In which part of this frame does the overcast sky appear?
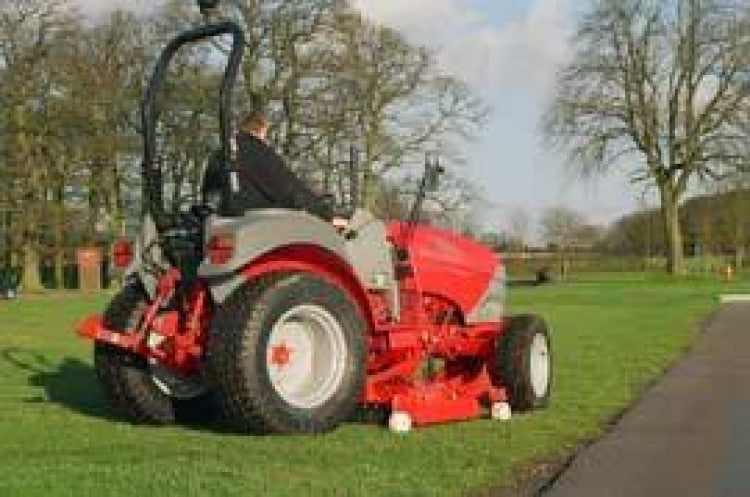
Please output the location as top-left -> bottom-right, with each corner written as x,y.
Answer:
352,0 -> 643,232
73,0 -> 644,231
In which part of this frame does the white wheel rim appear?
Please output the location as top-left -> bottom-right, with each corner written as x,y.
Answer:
529,333 -> 550,398
266,304 -> 348,409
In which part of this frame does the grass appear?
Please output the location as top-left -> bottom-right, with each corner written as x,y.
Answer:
0,274 -> 748,497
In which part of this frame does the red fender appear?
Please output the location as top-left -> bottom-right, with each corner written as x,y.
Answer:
240,244 -> 375,328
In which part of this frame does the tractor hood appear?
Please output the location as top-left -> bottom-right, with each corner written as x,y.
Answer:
388,222 -> 501,319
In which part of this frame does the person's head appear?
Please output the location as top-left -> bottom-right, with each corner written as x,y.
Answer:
240,110 -> 269,142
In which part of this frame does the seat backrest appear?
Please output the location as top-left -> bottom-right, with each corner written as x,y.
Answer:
201,150 -> 226,209
201,149 -> 273,215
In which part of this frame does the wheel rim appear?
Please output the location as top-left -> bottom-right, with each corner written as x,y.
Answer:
529,333 -> 550,398
266,304 -> 348,409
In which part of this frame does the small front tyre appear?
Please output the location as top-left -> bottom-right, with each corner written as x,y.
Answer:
495,314 -> 552,411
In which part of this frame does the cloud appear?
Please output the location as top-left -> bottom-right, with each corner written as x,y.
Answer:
78,0 -> 572,96
72,0 -> 121,16
353,0 -> 572,98
71,0 -> 157,17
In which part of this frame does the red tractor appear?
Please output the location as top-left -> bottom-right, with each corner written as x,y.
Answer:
76,3 -> 552,434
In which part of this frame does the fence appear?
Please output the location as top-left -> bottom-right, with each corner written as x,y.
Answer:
503,252 -> 745,280
1,251 -> 744,292
0,259 -> 113,291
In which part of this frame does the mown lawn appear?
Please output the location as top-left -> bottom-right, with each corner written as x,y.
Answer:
0,274 -> 748,497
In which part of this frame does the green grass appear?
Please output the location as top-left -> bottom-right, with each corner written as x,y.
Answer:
1,274 -> 748,497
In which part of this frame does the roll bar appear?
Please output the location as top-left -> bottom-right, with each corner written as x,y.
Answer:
141,20 -> 245,234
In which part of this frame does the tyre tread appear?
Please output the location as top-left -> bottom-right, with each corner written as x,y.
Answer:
206,273 -> 365,434
496,314 -> 552,411
95,283 -> 176,424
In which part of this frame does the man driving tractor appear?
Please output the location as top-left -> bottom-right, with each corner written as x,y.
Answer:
203,110 -> 334,221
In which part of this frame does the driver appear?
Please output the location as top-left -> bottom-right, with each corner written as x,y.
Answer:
203,110 -> 334,221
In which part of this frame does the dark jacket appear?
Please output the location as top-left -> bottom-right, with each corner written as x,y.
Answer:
202,132 -> 333,220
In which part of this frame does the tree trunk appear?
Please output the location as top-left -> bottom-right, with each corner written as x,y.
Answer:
559,250 -> 569,280
53,187 -> 66,289
735,245 -> 745,271
733,215 -> 745,270
15,99 -> 44,292
660,185 -> 685,275
21,241 -> 43,292
54,250 -> 65,290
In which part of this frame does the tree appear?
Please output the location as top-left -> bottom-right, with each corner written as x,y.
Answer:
539,206 -> 596,277
0,0 -> 75,290
0,0 -> 488,290
539,207 -> 588,251
330,10 -> 486,207
545,0 -> 750,275
721,178 -> 750,268
604,208 -> 665,258
509,207 -> 530,250
223,1 -> 486,208
686,178 -> 750,265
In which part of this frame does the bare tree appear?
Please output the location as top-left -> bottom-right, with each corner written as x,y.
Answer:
224,1 -> 486,208
330,9 -> 486,207
510,207 -> 530,250
711,172 -> 750,267
539,206 -> 588,251
545,0 -> 750,274
539,206 -> 592,277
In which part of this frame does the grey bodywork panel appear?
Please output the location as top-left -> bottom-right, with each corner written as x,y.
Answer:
126,208 -> 400,315
199,209 -> 348,276
197,209 -> 347,303
124,209 -> 496,324
343,210 -> 399,320
465,265 -> 506,323
125,215 -> 168,300
197,209 -> 397,306
343,210 -> 395,290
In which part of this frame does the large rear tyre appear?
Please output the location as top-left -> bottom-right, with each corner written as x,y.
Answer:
206,273 -> 366,434
94,282 -> 212,424
495,314 -> 552,411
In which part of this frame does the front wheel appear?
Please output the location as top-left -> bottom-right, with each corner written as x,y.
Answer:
495,314 -> 552,411
206,273 -> 366,434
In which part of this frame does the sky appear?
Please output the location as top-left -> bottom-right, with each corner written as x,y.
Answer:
352,0 -> 641,233
74,0 -> 645,232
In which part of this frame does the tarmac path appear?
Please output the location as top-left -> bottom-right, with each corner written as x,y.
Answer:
543,304 -> 750,497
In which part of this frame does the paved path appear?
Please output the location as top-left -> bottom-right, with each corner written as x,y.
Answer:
544,304 -> 750,497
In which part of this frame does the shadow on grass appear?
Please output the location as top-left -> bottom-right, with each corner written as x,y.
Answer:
1,348 -> 244,434
1,347 -> 381,434
1,347 -> 118,421
0,347 -> 239,433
